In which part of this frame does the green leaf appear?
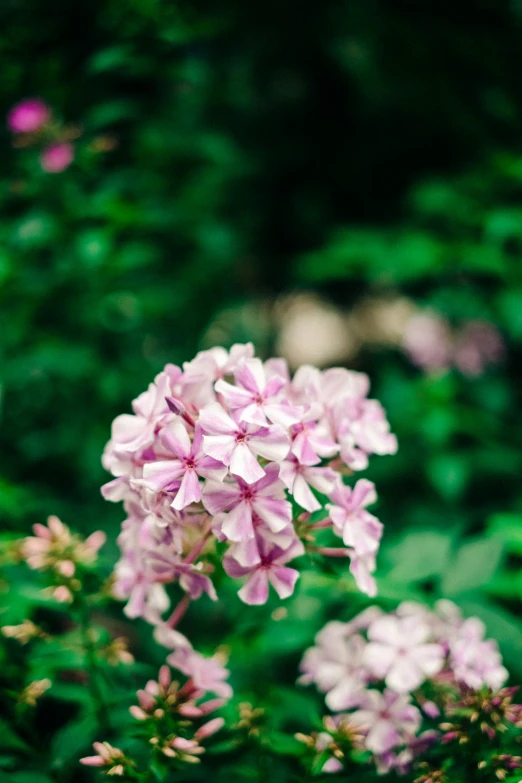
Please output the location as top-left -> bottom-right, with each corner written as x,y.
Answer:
442,538 -> 504,595
384,530 -> 453,583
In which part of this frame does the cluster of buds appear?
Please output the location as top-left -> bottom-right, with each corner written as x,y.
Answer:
299,601 -> 513,775
1,619 -> 48,644
296,714 -> 366,774
80,742 -> 132,777
101,343 -> 397,676
83,665 -> 225,774
20,515 -> 106,602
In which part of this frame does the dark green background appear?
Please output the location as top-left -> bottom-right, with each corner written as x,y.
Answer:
1,1 -> 522,780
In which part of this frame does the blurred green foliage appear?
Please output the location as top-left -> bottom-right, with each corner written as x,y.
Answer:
2,0 -> 522,780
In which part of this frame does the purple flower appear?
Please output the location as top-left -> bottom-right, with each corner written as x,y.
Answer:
364,614 -> 444,693
300,625 -> 369,711
223,536 -> 304,605
449,617 -> 508,691
8,98 -> 50,133
402,312 -> 453,372
290,406 -> 339,465
167,647 -> 233,699
203,463 -> 291,542
279,455 -> 337,512
351,689 -> 421,755
141,422 -> 226,510
40,142 -> 74,173
199,402 -> 290,484
215,357 -> 300,427
328,479 -> 382,555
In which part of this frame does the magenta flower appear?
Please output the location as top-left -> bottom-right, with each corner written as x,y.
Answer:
203,463 -> 291,541
40,142 -> 74,173
141,422 -> 226,510
279,455 -> 337,512
199,402 -> 290,484
215,357 -> 300,427
328,479 -> 382,555
364,614 -> 444,693
8,98 -> 50,133
351,689 -> 421,755
223,535 -> 304,604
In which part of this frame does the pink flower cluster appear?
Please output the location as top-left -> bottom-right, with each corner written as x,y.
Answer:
7,98 -> 74,173
102,344 -> 396,673
299,601 -> 508,774
402,313 -> 504,376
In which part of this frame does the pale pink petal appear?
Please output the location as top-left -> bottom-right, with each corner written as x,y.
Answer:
202,480 -> 241,514
292,473 -> 322,512
234,358 -> 265,394
202,434 -> 235,465
238,569 -> 269,605
230,442 -> 265,484
351,479 -> 377,509
411,644 -> 444,677
263,402 -> 301,427
221,501 -> 255,541
160,420 -> 191,459
215,379 -> 253,409
268,565 -> 300,599
363,642 -> 396,678
249,426 -> 290,463
196,455 -> 228,481
386,659 -> 424,693
141,460 -> 184,491
199,402 -> 236,435
253,496 -> 291,532
366,720 -> 401,754
291,431 -> 321,465
172,469 -> 202,510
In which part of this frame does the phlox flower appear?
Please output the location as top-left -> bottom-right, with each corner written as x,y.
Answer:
300,629 -> 369,711
364,614 -> 444,693
215,357 -> 300,427
351,689 -> 422,755
449,617 -> 508,691
279,455 -> 337,512
203,463 -> 291,542
167,647 -> 233,699
223,535 -> 304,605
328,478 -> 382,555
141,422 -> 226,510
199,402 -> 290,484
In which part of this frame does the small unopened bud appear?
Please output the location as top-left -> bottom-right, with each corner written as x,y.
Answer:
195,717 -> 224,739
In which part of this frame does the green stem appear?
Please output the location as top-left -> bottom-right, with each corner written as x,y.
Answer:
76,589 -> 111,733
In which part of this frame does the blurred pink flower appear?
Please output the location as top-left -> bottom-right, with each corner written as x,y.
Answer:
402,312 -> 452,371
453,320 -> 505,376
8,98 -> 50,133
364,614 -> 444,693
40,142 -> 74,173
351,689 -> 421,755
